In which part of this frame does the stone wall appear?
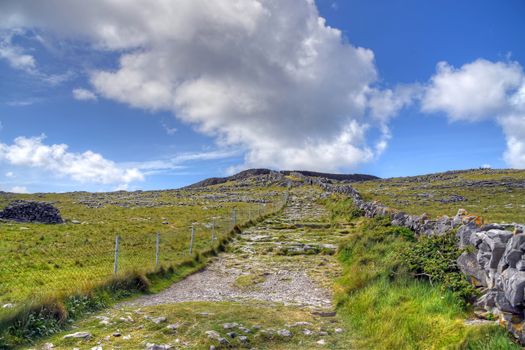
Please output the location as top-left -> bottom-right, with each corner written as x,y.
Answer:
311,179 -> 525,343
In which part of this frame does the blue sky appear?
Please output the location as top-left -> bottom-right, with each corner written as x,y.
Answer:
0,0 -> 524,192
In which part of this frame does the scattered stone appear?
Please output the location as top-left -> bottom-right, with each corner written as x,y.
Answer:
312,311 -> 336,317
317,339 -> 327,345
2,303 -> 14,309
334,328 -> 343,334
166,323 -> 180,331
71,220 -> 81,224
238,326 -> 252,333
289,321 -> 311,327
119,315 -> 134,323
223,322 -> 239,329
205,330 -> 221,340
227,331 -> 237,338
95,316 -> 111,326
91,346 -> 103,350
42,344 -> 54,350
302,329 -> 314,336
238,335 -> 249,344
277,329 -> 292,337
146,316 -> 167,324
218,337 -> 230,346
113,332 -> 121,337
318,331 -> 329,336
63,331 -> 91,340
146,344 -> 172,350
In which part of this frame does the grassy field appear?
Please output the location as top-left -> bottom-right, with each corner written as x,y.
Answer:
0,181 -> 286,315
327,197 -> 521,349
353,169 -> 525,223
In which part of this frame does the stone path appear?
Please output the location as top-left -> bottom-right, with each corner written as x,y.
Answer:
121,187 -> 343,310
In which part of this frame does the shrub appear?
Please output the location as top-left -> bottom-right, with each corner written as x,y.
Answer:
400,232 -> 478,305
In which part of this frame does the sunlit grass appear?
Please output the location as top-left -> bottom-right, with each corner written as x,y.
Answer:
353,169 -> 525,223
0,184 -> 286,312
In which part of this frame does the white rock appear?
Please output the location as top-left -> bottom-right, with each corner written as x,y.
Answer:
63,332 -> 91,339
277,329 -> 292,337
145,343 -> 172,350
205,330 -> 221,340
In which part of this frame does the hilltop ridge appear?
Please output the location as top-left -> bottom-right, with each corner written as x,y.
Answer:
186,168 -> 379,188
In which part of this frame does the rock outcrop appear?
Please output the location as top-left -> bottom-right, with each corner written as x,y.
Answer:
0,200 -> 63,224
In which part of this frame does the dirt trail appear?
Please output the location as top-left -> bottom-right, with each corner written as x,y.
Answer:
121,187 -> 343,310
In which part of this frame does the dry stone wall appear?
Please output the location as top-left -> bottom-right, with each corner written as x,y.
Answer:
310,178 -> 525,344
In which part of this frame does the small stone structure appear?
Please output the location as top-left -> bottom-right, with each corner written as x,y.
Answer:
0,200 -> 64,224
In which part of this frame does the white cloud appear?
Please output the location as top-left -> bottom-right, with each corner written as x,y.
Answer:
422,59 -> 523,121
0,32 -> 36,73
422,59 -> 525,168
124,148 -> 240,176
10,186 -> 28,193
0,135 -> 144,184
0,0 -> 411,172
5,171 -> 14,177
72,88 -> 98,101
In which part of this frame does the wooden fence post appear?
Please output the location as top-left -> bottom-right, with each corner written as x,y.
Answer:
190,224 -> 195,255
114,235 -> 120,274
155,232 -> 160,268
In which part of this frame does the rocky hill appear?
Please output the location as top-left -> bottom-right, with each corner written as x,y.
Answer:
186,168 -> 379,188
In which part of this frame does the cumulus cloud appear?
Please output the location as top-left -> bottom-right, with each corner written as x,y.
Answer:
0,31 -> 36,73
0,0 -> 412,171
422,59 -> 523,121
422,59 -> 525,168
72,88 -> 97,101
0,135 -> 144,184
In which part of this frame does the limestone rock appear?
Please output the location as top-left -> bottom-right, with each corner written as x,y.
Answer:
0,200 -> 63,224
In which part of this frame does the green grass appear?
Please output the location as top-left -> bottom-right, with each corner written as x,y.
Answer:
234,273 -> 266,289
353,169 -> 525,223
26,301 -> 349,350
328,197 -> 520,350
0,183 -> 285,316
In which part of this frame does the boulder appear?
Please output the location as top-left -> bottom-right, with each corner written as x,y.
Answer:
0,200 -> 63,224
457,222 -> 479,249
457,251 -> 488,286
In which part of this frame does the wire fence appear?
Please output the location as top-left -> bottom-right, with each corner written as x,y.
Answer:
0,193 -> 288,316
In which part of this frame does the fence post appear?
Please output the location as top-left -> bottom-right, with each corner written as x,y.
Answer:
212,218 -> 216,241
114,235 -> 120,275
232,208 -> 237,226
189,224 -> 195,255
155,232 -> 160,268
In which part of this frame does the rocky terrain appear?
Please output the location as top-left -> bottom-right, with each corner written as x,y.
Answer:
4,168 -> 525,349
0,200 -> 63,224
27,187 -> 351,349
122,189 -> 340,309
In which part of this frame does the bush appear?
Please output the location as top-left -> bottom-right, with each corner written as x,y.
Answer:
400,232 -> 478,305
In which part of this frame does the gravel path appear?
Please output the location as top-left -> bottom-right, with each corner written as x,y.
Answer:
121,188 -> 342,310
